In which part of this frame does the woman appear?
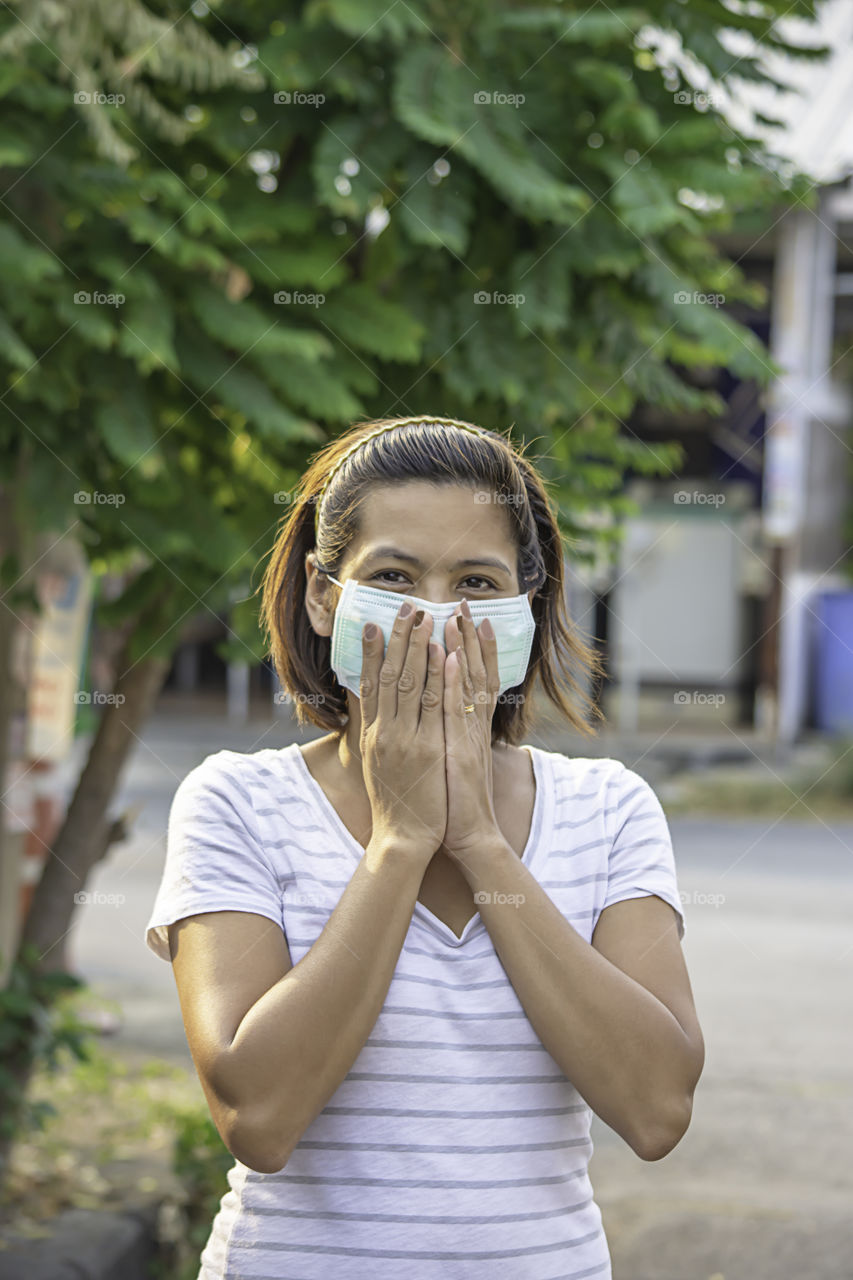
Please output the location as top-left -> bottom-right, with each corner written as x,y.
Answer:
145,414 -> 704,1279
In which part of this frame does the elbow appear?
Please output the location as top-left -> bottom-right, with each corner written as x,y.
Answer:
631,1094 -> 695,1162
227,1113 -> 295,1174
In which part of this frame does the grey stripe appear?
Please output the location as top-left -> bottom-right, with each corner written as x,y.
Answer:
295,1138 -> 588,1153
362,1037 -> 548,1052
243,1194 -> 592,1224
548,834 -> 611,852
376,1005 -> 528,1020
266,1169 -> 590,1189
264,825 -> 329,845
554,788 -> 606,803
334,1070 -> 569,1085
204,781 -> 253,810
389,971 -> 512,990
538,873 -> 608,889
268,1172 -> 589,1187
238,1260 -> 610,1280
320,1103 -> 588,1118
233,1226 -> 604,1258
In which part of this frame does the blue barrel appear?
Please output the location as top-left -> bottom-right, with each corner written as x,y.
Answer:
814,591 -> 853,733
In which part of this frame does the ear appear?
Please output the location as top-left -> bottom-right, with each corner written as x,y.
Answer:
304,551 -> 336,638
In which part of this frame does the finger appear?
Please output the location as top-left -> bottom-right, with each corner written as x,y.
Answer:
476,615 -> 501,709
396,607 -> 433,726
359,622 -> 382,731
377,599 -> 418,723
418,634 -> 445,734
457,600 -> 489,712
443,644 -> 464,753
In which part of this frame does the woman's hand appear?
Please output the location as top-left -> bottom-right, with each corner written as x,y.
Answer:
359,602 -> 448,860
441,599 -> 504,860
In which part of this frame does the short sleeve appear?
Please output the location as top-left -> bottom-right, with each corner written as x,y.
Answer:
144,751 -> 285,961
600,765 -> 685,940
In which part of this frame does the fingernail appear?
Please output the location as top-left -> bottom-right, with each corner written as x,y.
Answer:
364,623 -> 378,640
461,598 -> 471,618
399,600 -> 413,617
480,617 -> 493,639
413,609 -> 424,626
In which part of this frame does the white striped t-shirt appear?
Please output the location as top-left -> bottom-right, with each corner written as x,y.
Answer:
145,741 -> 686,1280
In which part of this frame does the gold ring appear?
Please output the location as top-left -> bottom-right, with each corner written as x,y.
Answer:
463,704 -> 475,713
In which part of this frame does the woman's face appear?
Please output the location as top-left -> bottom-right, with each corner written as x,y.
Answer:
335,480 -> 536,607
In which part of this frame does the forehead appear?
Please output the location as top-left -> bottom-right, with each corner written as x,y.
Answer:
353,481 -> 516,553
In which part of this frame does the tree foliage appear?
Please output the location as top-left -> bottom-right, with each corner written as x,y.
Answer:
0,0 -> 827,653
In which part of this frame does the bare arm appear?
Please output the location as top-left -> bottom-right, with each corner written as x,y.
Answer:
169,835 -> 431,1174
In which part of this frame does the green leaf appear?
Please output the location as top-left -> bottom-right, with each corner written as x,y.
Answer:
396,164 -> 474,256
117,298 -> 178,373
188,280 -> 332,360
0,309 -> 36,368
95,387 -> 161,468
321,284 -> 423,360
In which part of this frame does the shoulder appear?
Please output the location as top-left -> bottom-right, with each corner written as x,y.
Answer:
171,747 -> 293,815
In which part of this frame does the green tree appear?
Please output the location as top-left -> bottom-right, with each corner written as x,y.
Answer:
0,0 -> 828,1172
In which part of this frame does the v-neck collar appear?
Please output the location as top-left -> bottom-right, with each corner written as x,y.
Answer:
288,741 -> 547,948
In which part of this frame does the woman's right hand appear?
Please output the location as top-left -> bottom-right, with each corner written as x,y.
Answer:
358,601 -> 447,860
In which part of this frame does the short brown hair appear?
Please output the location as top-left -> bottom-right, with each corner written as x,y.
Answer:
258,415 -> 605,745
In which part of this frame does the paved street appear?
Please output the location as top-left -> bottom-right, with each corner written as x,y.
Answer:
63,696 -> 853,1279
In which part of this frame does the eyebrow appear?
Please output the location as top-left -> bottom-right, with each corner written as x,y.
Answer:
359,545 -> 512,575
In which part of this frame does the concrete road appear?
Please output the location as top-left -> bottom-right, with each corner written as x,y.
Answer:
64,700 -> 853,1280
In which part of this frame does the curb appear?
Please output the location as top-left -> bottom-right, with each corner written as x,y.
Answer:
0,1203 -> 160,1279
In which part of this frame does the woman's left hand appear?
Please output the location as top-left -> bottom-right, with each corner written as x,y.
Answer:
442,599 -> 504,862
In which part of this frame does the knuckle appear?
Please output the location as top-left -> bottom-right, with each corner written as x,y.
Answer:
397,667 -> 417,694
420,688 -> 441,710
379,660 -> 398,686
359,673 -> 374,697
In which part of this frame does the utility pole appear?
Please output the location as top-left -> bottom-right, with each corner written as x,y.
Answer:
760,185 -> 853,744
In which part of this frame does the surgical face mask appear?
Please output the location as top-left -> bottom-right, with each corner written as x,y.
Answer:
321,574 -> 536,699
